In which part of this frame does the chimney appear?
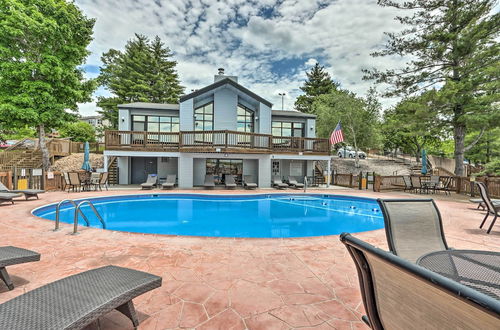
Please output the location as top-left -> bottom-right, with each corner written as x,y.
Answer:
218,68 -> 225,75
214,68 -> 238,83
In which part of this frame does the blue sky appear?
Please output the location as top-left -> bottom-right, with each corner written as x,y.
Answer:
75,0 -> 405,115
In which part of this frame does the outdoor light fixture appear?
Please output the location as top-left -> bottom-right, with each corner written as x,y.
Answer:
121,117 -> 125,122
255,116 -> 259,121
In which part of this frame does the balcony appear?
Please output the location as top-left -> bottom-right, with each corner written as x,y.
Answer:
105,130 -> 330,155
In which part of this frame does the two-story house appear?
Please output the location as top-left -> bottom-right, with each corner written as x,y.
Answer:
103,70 -> 332,188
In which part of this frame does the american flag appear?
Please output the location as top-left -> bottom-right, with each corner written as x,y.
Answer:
330,121 -> 344,145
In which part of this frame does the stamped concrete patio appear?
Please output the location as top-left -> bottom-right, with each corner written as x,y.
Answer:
0,188 -> 498,330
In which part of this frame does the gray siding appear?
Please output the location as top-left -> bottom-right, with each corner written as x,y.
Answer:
214,88 -> 237,130
242,159 -> 258,182
258,103 -> 271,134
157,157 -> 178,179
193,158 -> 206,186
118,109 -> 130,131
258,156 -> 272,188
179,98 -> 194,131
117,156 -> 129,184
178,156 -> 193,188
306,118 -> 316,138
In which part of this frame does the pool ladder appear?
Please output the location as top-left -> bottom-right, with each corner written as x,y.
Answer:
54,199 -> 106,235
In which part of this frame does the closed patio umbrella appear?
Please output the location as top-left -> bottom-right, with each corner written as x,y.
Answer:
421,149 -> 427,175
81,141 -> 91,171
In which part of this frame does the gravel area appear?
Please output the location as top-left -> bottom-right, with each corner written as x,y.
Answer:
331,157 -> 412,176
51,153 -> 104,172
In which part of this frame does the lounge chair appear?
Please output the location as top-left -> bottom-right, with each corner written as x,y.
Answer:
243,175 -> 257,189
0,265 -> 162,329
402,175 -> 413,192
0,246 -> 40,290
377,198 -> 449,263
0,181 -> 44,200
469,197 -> 500,210
476,182 -> 500,234
272,176 -> 288,189
288,176 -> 304,189
204,174 -> 215,189
0,192 -> 21,205
161,174 -> 177,190
224,175 -> 237,189
141,174 -> 157,190
340,233 -> 500,330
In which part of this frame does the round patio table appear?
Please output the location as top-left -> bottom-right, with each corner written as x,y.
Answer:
417,250 -> 500,300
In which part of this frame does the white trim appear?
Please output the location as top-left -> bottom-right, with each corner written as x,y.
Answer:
271,154 -> 331,161
104,150 -> 180,158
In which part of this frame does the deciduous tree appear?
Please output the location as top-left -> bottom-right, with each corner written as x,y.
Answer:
0,0 -> 95,169
364,0 -> 499,175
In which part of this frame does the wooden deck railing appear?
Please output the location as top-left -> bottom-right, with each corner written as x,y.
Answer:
105,130 -> 330,154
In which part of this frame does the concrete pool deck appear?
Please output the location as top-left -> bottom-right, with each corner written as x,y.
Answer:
0,188 -> 498,329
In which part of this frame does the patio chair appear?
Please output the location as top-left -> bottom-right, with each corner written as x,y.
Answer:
0,265 -> 162,329
63,172 -> 70,191
288,176 -> 304,189
89,172 -> 101,191
469,198 -> 500,210
68,172 -> 82,192
426,175 -> 440,194
0,192 -> 22,205
98,172 -> 109,191
224,175 -> 237,189
410,176 -> 423,193
243,175 -> 257,189
402,175 -> 413,192
340,233 -> 500,330
272,176 -> 288,189
0,246 -> 40,290
0,181 -> 44,200
141,174 -> 157,190
204,174 -> 215,189
377,198 -> 449,263
476,182 -> 500,234
161,174 -> 177,190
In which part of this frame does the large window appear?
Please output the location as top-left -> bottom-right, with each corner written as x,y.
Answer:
272,121 -> 304,137
194,102 -> 213,131
132,115 -> 179,132
237,104 -> 254,132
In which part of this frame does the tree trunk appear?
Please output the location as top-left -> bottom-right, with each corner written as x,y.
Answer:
454,123 -> 466,176
38,124 -> 51,171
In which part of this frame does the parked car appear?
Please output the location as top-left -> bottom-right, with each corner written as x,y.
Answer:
337,146 -> 366,159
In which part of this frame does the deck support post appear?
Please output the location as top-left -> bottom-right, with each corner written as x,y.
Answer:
327,158 -> 331,187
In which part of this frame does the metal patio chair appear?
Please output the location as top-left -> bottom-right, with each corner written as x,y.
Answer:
340,233 -> 500,330
161,174 -> 177,190
476,182 -> 500,234
141,174 -> 157,190
243,175 -> 257,189
377,198 -> 449,263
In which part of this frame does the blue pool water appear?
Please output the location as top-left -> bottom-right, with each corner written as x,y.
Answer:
32,194 -> 384,238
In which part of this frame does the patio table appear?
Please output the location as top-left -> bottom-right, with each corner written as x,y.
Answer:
417,250 -> 500,300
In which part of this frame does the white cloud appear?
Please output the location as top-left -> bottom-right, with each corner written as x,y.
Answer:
75,0 -> 408,114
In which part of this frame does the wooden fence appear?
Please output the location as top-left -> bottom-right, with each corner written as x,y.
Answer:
0,169 -> 65,191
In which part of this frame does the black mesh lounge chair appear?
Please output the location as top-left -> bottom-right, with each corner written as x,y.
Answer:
0,181 -> 44,200
340,233 -> 500,330
0,265 -> 161,329
243,175 -> 257,189
161,174 -> 177,190
141,174 -> 157,190
225,175 -> 237,189
402,175 -> 413,192
476,182 -> 500,234
0,192 -> 21,205
377,198 -> 449,263
204,174 -> 215,189
0,246 -> 40,290
272,176 -> 288,189
288,176 -> 304,189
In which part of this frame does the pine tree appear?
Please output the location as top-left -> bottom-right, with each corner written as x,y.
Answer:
97,34 -> 184,128
295,63 -> 338,113
364,0 -> 500,176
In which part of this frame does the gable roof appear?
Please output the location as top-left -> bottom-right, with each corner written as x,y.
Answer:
180,77 -> 273,108
117,102 -> 179,110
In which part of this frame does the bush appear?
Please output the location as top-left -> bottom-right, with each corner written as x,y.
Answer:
59,122 -> 96,142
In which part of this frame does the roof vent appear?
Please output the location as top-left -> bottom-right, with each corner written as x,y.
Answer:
218,68 -> 225,75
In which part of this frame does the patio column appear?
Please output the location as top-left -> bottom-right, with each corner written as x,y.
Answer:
103,155 -> 108,171
327,158 -> 331,187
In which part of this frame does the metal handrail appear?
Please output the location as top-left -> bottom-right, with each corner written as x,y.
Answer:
72,200 -> 106,235
54,199 -> 90,231
304,176 -> 308,193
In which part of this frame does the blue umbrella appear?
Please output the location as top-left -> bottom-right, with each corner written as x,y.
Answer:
421,149 -> 427,175
81,141 -> 91,171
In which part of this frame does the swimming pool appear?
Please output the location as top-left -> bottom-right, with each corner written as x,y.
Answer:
32,194 -> 384,238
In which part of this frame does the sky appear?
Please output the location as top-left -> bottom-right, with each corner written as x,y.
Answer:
75,0 -> 407,116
